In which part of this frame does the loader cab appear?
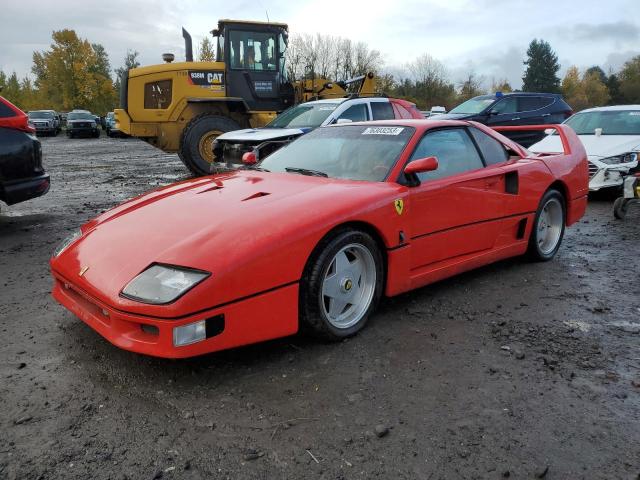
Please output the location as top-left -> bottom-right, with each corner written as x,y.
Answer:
213,20 -> 294,112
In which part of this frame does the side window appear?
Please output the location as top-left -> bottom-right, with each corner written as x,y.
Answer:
338,104 -> 369,122
518,96 -> 548,112
144,80 -> 172,109
371,102 -> 395,120
0,101 -> 16,118
491,96 -> 518,114
409,129 -> 484,182
469,128 -> 509,165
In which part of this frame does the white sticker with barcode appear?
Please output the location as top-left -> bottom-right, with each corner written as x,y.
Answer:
362,127 -> 404,135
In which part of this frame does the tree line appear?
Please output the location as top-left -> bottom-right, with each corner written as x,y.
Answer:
1,29 -> 639,115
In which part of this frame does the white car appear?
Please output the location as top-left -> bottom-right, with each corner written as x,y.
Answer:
530,105 -> 640,191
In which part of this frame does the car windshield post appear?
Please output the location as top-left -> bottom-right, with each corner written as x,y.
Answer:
259,125 -> 414,182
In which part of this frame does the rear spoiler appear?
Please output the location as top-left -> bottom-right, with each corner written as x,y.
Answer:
492,124 -> 572,155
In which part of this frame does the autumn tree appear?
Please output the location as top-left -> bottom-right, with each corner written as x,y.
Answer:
619,55 -> 640,103
490,78 -> 513,93
582,70 -> 609,107
114,50 -> 140,102
31,29 -> 116,113
561,66 -> 609,111
522,39 -> 561,93
198,37 -> 216,62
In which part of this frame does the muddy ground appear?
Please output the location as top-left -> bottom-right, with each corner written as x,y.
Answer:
0,133 -> 639,480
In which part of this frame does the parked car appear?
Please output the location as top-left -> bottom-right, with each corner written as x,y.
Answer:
212,97 -> 424,166
50,119 -> 587,358
435,92 -> 573,147
27,110 -> 61,136
0,96 -> 50,208
530,105 -> 640,191
66,110 -> 100,138
105,112 -> 124,137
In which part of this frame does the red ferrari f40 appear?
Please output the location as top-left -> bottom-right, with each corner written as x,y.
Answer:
50,120 -> 588,358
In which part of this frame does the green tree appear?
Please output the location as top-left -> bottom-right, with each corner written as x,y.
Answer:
198,37 -> 216,62
606,73 -> 624,104
522,39 -> 561,93
619,55 -> 640,103
586,66 -> 607,84
3,72 -> 23,107
114,50 -> 140,100
0,71 -> 7,93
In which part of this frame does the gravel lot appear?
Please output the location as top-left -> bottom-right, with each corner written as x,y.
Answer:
1,133 -> 639,479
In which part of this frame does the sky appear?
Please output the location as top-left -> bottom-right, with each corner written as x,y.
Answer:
1,0 -> 639,89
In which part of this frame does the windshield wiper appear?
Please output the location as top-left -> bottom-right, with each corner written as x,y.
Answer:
285,167 -> 328,177
243,165 -> 270,172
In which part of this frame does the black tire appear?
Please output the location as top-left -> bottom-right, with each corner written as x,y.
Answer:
179,114 -> 241,176
613,197 -> 628,220
527,189 -> 566,261
299,229 -> 384,341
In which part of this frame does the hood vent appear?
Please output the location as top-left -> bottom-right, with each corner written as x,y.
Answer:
197,185 -> 223,194
242,192 -> 271,201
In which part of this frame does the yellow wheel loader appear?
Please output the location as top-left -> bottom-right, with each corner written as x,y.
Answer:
115,19 -> 377,175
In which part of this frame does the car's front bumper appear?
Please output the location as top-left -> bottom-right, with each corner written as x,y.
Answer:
51,272 -> 299,358
1,173 -> 50,205
588,159 -> 638,191
32,125 -> 56,134
68,127 -> 99,136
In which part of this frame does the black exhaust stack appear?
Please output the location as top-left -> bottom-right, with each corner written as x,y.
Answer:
182,27 -> 193,62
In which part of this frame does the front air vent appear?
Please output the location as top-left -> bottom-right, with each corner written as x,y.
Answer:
242,192 -> 271,201
198,185 -> 223,194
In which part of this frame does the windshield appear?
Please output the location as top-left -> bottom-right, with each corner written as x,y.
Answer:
259,125 -> 414,182
68,112 -> 94,120
449,96 -> 496,114
29,111 -> 54,119
565,110 -> 640,135
267,103 -> 339,128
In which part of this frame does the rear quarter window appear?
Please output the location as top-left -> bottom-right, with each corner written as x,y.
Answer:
371,102 -> 395,120
469,128 -> 509,165
144,80 -> 173,109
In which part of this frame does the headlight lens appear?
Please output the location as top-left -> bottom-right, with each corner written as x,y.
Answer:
90,121 -> 97,127
53,230 -> 82,257
601,152 -> 638,165
121,264 -> 210,304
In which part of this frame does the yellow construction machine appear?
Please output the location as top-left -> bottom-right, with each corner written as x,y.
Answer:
115,19 -> 377,175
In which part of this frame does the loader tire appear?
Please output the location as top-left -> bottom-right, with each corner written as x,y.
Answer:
179,114 -> 241,176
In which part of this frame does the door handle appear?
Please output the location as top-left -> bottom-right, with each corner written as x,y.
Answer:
512,117 -> 520,121
541,113 -> 551,117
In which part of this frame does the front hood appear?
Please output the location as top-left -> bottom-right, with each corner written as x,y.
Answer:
531,134 -> 640,158
217,127 -> 306,143
427,112 -> 471,120
52,172 -> 400,316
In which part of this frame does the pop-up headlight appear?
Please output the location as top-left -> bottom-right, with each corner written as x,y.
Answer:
121,264 -> 209,305
52,230 -> 82,258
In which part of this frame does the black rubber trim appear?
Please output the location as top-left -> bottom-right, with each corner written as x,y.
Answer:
410,211 -> 535,241
387,243 -> 409,252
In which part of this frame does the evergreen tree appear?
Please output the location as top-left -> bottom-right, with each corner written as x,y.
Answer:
619,55 -> 640,103
522,39 -> 561,93
114,50 -> 140,100
586,66 -> 607,84
606,73 -> 624,104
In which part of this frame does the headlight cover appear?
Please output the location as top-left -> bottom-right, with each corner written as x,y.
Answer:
53,230 -> 82,257
600,152 -> 638,165
121,264 -> 210,305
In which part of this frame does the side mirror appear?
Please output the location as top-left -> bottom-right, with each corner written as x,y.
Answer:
336,118 -> 353,124
404,156 -> 438,175
242,151 -> 257,165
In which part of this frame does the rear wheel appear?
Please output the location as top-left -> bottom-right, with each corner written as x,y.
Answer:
300,229 -> 383,340
527,189 -> 565,261
179,114 -> 241,176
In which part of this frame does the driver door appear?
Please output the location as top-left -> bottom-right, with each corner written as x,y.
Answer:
406,127 -> 507,272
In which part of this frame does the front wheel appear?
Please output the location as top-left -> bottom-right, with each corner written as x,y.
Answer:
613,197 -> 628,220
527,189 -> 565,261
179,114 -> 241,176
300,229 -> 384,340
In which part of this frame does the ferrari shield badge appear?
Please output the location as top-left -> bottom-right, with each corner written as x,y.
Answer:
394,199 -> 404,215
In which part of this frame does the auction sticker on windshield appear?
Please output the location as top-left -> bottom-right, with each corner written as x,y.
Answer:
362,127 -> 404,135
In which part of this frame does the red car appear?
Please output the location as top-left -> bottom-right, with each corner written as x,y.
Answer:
50,120 -> 588,358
